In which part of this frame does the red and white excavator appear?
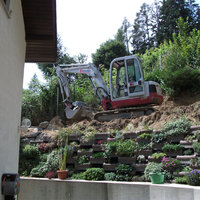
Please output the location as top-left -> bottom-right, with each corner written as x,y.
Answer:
56,55 -> 163,121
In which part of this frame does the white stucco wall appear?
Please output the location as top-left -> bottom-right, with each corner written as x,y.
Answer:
0,1 -> 26,199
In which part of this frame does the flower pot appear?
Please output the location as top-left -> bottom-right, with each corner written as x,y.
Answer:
57,170 -> 68,180
149,172 -> 164,184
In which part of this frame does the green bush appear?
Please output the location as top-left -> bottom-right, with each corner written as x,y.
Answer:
92,152 -> 104,158
115,164 -> 133,175
115,174 -> 130,181
192,142 -> 200,153
162,144 -> 183,152
84,168 -> 104,181
78,155 -> 90,164
71,172 -> 86,180
30,162 -> 48,177
186,170 -> 200,186
151,153 -> 166,159
22,145 -> 40,159
161,118 -> 191,137
175,176 -> 187,184
116,139 -> 137,157
152,133 -> 166,143
46,150 -> 59,172
104,172 -> 116,181
144,162 -> 163,181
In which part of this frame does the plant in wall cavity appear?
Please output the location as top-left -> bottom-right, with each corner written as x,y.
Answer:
161,157 -> 181,172
78,155 -> 90,164
186,170 -> 200,186
81,126 -> 96,142
92,152 -> 104,158
190,157 -> 200,167
192,142 -> 200,154
137,155 -> 146,164
161,118 -> 191,137
116,139 -> 138,157
162,144 -> 183,152
104,172 -> 116,181
151,133 -> 166,143
84,168 -> 105,181
115,164 -> 133,181
151,153 -> 166,160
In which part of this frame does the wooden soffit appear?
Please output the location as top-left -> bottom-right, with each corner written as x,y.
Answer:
21,0 -> 57,63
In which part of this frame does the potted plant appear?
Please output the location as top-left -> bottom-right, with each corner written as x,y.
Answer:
57,129 -> 69,179
144,162 -> 164,184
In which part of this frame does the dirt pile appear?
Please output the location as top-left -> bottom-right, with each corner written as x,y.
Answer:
64,93 -> 200,132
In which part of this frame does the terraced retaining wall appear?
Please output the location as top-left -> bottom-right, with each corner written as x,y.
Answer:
19,177 -> 200,200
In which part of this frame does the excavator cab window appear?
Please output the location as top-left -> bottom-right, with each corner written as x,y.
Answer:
110,56 -> 145,100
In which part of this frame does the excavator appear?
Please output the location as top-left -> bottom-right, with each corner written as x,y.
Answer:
56,55 -> 163,122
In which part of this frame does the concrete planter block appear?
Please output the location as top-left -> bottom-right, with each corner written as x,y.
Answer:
133,164 -> 147,172
135,150 -> 152,156
68,135 -> 80,142
166,135 -> 185,143
118,156 -> 137,164
75,163 -> 91,171
123,132 -> 139,139
80,140 -> 94,147
103,163 -> 118,171
90,157 -> 105,164
92,144 -> 102,152
77,150 -> 93,157
94,133 -> 110,140
152,143 -> 164,151
148,156 -> 162,163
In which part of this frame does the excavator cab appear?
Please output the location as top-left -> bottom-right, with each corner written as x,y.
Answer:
110,55 -> 145,101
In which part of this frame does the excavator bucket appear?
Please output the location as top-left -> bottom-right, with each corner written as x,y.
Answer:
65,106 -> 93,121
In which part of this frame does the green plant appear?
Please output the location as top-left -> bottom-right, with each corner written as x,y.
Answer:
152,133 -> 166,143
115,164 -> 133,175
190,157 -> 200,167
138,133 -> 152,140
22,144 -> 40,159
104,172 -> 116,181
183,149 -> 193,155
78,155 -> 90,164
57,129 -> 68,171
81,126 -> 96,142
144,162 -> 163,181
92,152 -> 104,158
151,152 -> 166,160
137,155 -> 146,164
162,144 -> 183,152
71,172 -> 86,180
161,118 -> 191,137
84,168 -> 104,181
137,143 -> 152,151
186,170 -> 200,186
182,166 -> 192,172
175,176 -> 187,184
161,157 -> 181,172
192,142 -> 200,153
103,140 -> 118,161
116,139 -> 138,157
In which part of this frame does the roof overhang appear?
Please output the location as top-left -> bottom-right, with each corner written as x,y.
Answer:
21,0 -> 57,63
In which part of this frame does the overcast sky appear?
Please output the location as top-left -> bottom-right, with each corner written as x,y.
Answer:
23,0 -> 200,88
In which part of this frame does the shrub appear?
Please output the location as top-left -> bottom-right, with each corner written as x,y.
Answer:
161,157 -> 181,172
103,140 -> 118,161
78,155 -> 90,164
116,139 -> 138,157
22,144 -> 40,159
71,172 -> 86,180
186,170 -> 200,186
115,174 -> 130,181
92,152 -> 104,158
30,162 -> 48,177
161,118 -> 191,137
151,153 -> 166,160
162,144 -> 183,152
46,150 -> 59,172
115,164 -> 133,175
104,172 -> 116,181
175,176 -> 187,184
192,142 -> 200,153
84,168 -> 104,181
151,133 -> 166,143
138,133 -> 152,140
144,162 -> 163,181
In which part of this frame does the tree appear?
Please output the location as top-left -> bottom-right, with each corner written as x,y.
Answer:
38,36 -> 76,77
131,3 -> 155,54
156,0 -> 199,44
75,53 -> 88,64
115,18 -> 131,54
92,39 -> 127,69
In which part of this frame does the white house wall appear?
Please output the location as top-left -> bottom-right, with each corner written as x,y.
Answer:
0,1 -> 26,199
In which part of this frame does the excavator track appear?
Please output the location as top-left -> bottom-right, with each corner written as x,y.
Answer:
94,106 -> 155,122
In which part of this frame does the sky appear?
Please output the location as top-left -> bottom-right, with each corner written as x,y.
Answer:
23,0 -> 200,89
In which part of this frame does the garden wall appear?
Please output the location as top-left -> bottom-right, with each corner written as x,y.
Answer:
19,177 -> 200,200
